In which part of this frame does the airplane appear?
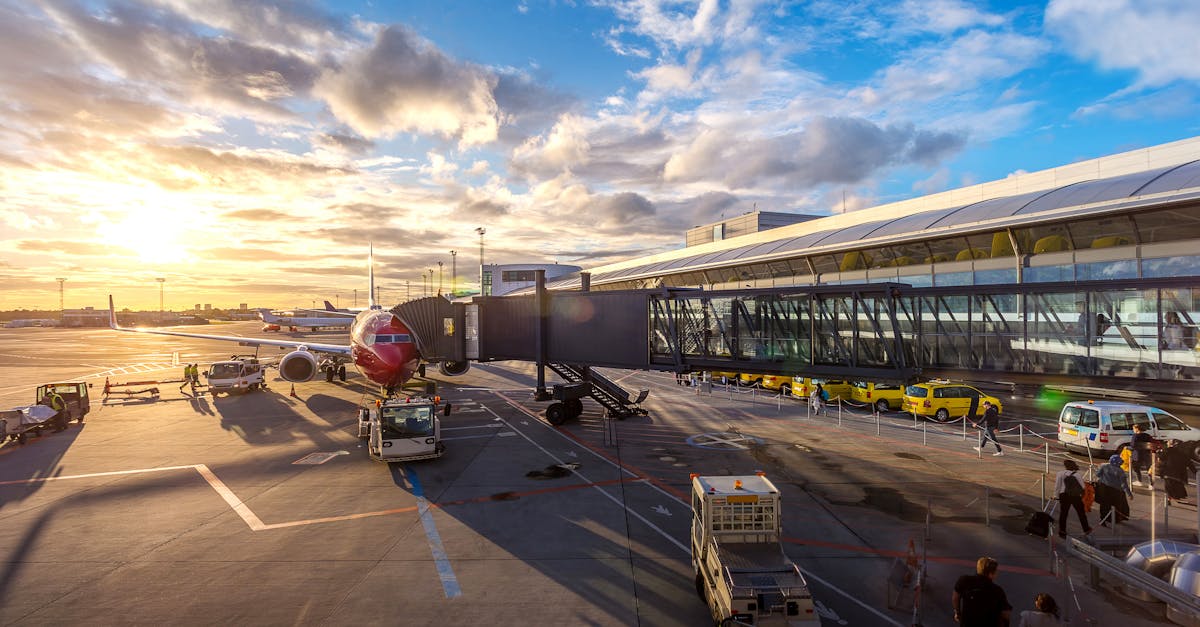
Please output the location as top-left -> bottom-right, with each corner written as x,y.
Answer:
107,245 -> 469,395
256,308 -> 353,332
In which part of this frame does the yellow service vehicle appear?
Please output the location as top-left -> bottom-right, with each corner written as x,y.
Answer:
902,381 -> 1002,422
707,371 -> 741,385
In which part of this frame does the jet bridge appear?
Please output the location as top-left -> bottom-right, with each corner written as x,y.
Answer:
393,274 -> 1200,421
392,275 -> 914,421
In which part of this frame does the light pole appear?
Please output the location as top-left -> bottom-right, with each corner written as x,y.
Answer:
56,278 -> 66,320
155,277 -> 165,320
450,250 -> 457,297
336,294 -> 340,309
475,227 -> 486,296
428,268 -> 434,297
437,261 -> 444,296
353,289 -> 357,309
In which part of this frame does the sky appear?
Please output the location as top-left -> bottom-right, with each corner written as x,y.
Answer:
2,0 -> 1199,311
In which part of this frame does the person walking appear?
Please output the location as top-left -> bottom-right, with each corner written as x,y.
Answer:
1017,592 -> 1061,626
1095,454 -> 1133,526
973,401 -> 1003,456
178,364 -> 192,392
1055,459 -> 1093,540
952,556 -> 1012,626
1130,424 -> 1155,486
1161,439 -> 1196,502
809,383 -> 825,415
188,363 -> 200,390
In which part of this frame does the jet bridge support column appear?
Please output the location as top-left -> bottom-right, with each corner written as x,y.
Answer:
534,269 -> 552,401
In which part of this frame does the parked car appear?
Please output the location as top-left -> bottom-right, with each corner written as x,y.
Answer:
851,381 -> 905,413
1057,400 -> 1200,461
902,381 -> 1003,422
781,377 -> 854,402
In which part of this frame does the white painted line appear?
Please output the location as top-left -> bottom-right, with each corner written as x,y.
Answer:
442,423 -> 503,431
194,464 -> 267,531
0,464 -> 202,486
480,404 -> 688,554
442,433 -> 511,441
803,569 -> 904,627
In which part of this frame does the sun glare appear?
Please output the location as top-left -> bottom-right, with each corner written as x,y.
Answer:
96,205 -> 193,264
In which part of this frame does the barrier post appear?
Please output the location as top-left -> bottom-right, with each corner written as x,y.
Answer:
777,393 -> 781,412
925,497 -> 931,542
1040,474 -> 1046,509
837,398 -> 842,427
1045,443 -> 1050,475
1019,424 -> 1024,452
962,417 -> 967,441
876,411 -> 880,436
922,420 -> 927,446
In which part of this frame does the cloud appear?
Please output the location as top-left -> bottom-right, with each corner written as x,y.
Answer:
145,0 -> 354,51
1046,0 -> 1200,87
663,116 -> 966,189
221,208 -> 296,222
872,30 -> 1047,105
313,25 -> 500,145
314,132 -> 374,155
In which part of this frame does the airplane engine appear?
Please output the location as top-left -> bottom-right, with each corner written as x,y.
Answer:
278,350 -> 319,382
438,360 -> 470,376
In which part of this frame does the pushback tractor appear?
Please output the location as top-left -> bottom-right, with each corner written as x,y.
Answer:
358,394 -> 451,462
691,473 -> 818,626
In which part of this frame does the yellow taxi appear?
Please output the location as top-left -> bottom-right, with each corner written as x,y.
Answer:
782,377 -> 853,401
738,372 -> 767,387
707,371 -> 741,384
902,381 -> 1003,422
758,375 -> 794,391
850,381 -> 905,413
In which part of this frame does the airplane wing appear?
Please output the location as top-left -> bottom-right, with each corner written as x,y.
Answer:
293,308 -> 358,318
108,296 -> 351,356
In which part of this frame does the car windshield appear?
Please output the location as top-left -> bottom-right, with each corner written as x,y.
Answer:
1152,411 -> 1189,431
209,363 -> 242,378
1061,406 -> 1099,428
380,405 -> 434,437
905,386 -> 928,397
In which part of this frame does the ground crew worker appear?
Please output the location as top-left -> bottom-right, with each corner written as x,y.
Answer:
188,364 -> 200,390
179,364 -> 192,392
43,388 -> 67,431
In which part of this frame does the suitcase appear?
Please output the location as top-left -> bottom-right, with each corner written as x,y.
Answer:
1025,501 -> 1058,538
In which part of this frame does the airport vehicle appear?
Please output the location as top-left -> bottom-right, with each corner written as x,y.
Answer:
780,377 -> 853,401
108,245 -> 463,396
257,308 -> 352,332
205,356 -> 267,395
357,393 -> 451,462
691,473 -> 818,626
2,382 -> 90,444
1058,400 -> 1200,460
739,372 -> 766,387
902,381 -> 1003,422
851,381 -> 905,412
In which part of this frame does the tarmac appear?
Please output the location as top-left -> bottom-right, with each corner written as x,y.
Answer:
0,322 -> 1195,626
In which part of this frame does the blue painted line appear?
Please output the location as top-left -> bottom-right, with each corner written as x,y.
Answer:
405,467 -> 462,598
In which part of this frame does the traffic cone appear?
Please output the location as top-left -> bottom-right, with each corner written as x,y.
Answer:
290,384 -> 298,398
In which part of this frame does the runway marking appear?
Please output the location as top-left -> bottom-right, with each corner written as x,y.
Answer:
397,466 -> 462,598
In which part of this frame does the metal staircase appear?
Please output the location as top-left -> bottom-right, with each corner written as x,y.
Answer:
544,363 -> 649,424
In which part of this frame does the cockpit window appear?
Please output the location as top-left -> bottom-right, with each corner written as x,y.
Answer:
374,334 -> 412,344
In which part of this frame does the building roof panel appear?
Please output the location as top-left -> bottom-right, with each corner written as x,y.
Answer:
1134,160 -> 1200,196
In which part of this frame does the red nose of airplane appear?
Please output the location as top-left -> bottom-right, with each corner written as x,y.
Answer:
351,313 -> 420,389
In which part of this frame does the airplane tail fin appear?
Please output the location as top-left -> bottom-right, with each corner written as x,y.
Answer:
256,308 -> 280,323
323,300 -> 337,311
107,295 -> 120,329
368,243 -> 380,309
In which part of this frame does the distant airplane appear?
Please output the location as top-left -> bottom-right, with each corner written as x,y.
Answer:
108,245 -> 468,395
256,308 -> 352,332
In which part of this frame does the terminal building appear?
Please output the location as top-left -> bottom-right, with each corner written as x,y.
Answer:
519,136 -> 1200,394
483,263 -> 581,296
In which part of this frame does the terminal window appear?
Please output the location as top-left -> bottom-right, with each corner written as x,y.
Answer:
502,270 -> 537,282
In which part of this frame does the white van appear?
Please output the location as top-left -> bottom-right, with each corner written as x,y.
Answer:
1057,400 -> 1200,459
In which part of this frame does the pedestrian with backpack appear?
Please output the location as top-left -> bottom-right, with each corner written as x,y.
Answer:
952,556 -> 1011,626
1055,459 -> 1093,540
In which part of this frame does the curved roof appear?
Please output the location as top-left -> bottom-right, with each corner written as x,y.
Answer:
555,158 -> 1200,289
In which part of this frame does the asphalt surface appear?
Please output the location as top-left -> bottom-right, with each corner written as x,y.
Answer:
0,323 -> 1193,626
